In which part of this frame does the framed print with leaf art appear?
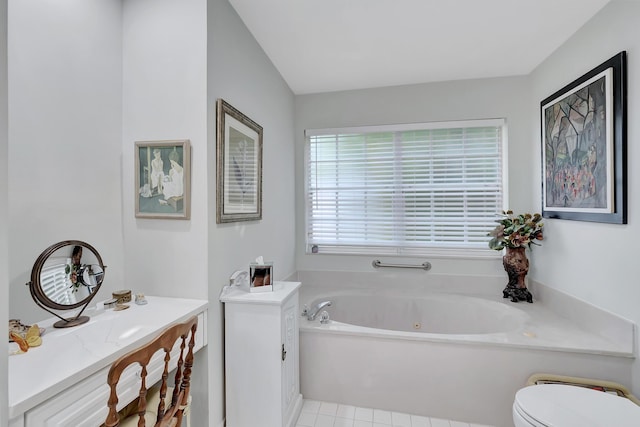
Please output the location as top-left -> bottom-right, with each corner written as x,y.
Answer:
135,139 -> 191,219
216,99 -> 263,223
541,51 -> 627,224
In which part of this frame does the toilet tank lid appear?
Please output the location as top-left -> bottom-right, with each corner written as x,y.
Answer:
515,384 -> 640,427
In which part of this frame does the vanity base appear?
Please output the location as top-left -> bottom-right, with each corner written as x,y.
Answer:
9,296 -> 209,426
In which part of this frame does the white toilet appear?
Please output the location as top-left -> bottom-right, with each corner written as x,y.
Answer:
513,384 -> 640,426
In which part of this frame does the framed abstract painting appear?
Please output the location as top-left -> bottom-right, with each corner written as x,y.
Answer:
541,51 -> 627,224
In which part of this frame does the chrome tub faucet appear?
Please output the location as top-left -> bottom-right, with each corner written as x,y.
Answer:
305,300 -> 332,321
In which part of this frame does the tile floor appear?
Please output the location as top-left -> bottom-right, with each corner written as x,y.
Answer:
296,400 -> 495,427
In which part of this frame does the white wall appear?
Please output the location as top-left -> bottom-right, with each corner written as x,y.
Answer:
0,0 -> 8,422
121,0 -> 207,299
121,0 -> 209,423
207,0 -> 297,424
7,0 -> 124,322
529,0 -> 640,394
294,77 -> 532,278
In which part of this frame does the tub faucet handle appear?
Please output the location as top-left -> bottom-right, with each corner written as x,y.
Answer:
319,310 -> 330,324
301,304 -> 309,317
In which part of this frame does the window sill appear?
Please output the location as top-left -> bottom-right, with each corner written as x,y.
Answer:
307,245 -> 502,260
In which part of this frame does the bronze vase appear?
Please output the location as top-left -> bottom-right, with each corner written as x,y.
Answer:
502,246 -> 533,303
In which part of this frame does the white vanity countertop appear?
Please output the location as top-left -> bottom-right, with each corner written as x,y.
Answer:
8,296 -> 209,419
220,281 -> 301,305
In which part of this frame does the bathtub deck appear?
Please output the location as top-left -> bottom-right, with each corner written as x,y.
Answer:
296,399 -> 495,427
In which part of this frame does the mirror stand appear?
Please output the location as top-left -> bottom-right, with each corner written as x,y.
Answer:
26,240 -> 106,328
27,283 -> 93,328
54,316 -> 90,328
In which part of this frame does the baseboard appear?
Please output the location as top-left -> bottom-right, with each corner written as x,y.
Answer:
286,393 -> 303,427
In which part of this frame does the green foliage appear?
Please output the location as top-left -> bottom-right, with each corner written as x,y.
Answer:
488,209 -> 544,251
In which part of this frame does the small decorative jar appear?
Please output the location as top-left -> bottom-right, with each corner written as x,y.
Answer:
112,290 -> 132,304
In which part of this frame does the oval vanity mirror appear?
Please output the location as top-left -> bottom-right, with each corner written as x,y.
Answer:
26,240 -> 106,328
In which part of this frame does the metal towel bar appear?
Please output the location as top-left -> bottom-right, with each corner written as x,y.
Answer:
372,259 -> 432,271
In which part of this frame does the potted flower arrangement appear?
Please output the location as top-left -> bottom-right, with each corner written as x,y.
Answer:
488,210 -> 544,250
488,210 -> 543,303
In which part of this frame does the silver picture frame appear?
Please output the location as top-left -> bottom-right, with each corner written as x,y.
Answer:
216,99 -> 263,223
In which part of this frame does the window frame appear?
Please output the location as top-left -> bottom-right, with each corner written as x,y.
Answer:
304,118 -> 508,259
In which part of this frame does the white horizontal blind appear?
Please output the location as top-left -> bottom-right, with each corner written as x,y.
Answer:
41,263 -> 77,305
306,120 -> 504,255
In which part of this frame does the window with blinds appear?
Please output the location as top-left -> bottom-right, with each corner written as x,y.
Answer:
305,119 -> 506,257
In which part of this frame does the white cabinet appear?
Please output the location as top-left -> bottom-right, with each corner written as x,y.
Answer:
221,281 -> 303,427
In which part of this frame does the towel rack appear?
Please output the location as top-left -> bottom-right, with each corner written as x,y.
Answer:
371,259 -> 432,271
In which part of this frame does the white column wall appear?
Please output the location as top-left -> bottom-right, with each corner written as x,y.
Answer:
207,0 -> 297,424
121,0 -> 209,423
121,0 -> 207,298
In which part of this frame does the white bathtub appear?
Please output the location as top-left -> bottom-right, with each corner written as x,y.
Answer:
309,293 -> 528,335
298,272 -> 634,427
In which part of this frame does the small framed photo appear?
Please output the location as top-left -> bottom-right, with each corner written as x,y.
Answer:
135,139 -> 191,219
216,99 -> 263,223
249,262 -> 273,293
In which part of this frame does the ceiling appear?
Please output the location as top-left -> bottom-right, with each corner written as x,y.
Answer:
228,0 -> 612,95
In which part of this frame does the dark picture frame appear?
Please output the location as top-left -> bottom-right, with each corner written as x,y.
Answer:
541,51 -> 627,224
216,99 -> 263,223
135,139 -> 191,219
